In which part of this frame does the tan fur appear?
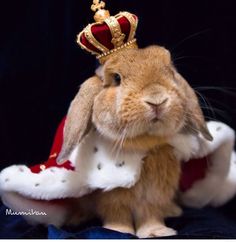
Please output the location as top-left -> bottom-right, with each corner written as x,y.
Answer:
57,76 -> 103,163
97,145 -> 181,236
67,144 -> 181,237
122,134 -> 167,151
59,45 -> 212,237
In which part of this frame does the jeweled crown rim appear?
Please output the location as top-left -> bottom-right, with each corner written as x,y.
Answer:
97,39 -> 137,62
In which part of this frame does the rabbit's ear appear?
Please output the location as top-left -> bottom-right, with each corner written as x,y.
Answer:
57,76 -> 103,164
184,110 -> 213,141
175,72 -> 213,141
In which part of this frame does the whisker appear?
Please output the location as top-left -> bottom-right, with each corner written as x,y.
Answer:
194,86 -> 236,96
194,89 -> 216,120
206,98 -> 234,111
173,55 -> 213,62
184,110 -> 220,122
200,106 -> 230,119
170,29 -> 211,52
117,127 -> 127,159
110,125 -> 125,155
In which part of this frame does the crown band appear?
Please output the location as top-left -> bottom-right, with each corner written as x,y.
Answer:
97,39 -> 138,63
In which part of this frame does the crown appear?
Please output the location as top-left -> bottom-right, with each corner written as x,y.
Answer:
77,0 -> 138,63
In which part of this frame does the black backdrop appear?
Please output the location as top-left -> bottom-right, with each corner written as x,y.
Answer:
0,0 -> 235,170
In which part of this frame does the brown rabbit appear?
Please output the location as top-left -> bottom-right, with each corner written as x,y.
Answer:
57,45 -> 212,238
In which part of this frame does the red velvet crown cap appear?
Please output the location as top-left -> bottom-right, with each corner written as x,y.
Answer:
79,14 -> 138,55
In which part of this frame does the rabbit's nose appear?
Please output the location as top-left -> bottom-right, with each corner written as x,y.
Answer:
145,98 -> 168,120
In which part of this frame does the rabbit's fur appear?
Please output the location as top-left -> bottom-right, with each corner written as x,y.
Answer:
58,45 -> 212,237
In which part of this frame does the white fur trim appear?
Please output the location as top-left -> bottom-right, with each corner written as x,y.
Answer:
74,129 -> 145,191
0,129 -> 145,199
0,165 -> 89,200
0,121 -> 235,208
210,151 -> 236,206
180,121 -> 235,208
169,134 -> 200,161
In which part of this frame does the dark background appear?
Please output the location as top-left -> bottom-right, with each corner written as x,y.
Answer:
0,0 -> 235,170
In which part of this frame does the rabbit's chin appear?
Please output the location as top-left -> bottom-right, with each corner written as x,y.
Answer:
94,118 -> 184,143
94,122 -> 149,142
147,119 -> 185,138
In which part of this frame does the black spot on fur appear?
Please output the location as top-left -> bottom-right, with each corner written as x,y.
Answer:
97,163 -> 102,170
116,161 -> 125,167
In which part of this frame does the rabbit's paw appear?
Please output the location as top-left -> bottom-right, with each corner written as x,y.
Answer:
136,223 -> 177,238
104,223 -> 135,235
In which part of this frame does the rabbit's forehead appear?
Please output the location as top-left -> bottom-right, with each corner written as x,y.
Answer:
105,56 -> 170,78
105,47 -> 170,72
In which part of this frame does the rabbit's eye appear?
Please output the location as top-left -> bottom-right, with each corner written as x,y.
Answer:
113,73 -> 121,86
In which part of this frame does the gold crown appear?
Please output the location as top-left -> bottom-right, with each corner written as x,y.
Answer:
77,0 -> 138,63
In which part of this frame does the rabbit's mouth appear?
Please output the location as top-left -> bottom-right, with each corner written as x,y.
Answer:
147,116 -> 185,138
151,117 -> 159,123
93,107 -> 180,141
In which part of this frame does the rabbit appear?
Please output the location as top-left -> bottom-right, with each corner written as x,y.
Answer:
57,45 -> 213,238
